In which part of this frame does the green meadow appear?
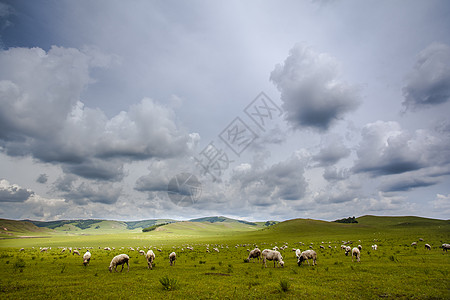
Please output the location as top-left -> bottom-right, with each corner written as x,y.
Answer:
1,216 -> 449,299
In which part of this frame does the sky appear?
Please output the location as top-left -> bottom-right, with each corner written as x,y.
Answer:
0,0 -> 449,222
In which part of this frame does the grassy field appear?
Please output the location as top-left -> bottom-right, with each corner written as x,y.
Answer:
1,216 -> 449,299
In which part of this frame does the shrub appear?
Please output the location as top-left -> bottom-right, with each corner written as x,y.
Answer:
159,275 -> 178,291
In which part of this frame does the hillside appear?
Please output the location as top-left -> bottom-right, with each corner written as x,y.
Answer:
0,219 -> 53,238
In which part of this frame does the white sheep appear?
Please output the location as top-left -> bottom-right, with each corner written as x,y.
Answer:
169,252 -> 176,266
261,249 -> 284,268
247,248 -> 261,262
344,246 -> 351,256
109,254 -> 130,272
73,249 -> 80,256
146,250 -> 155,269
83,250 -> 91,266
297,250 -> 317,266
139,250 -> 145,255
40,247 -> 48,253
104,247 -> 111,251
19,248 -> 25,252
442,243 -> 450,252
411,242 -> 417,247
371,244 -> 378,250
424,244 -> 431,250
358,245 -> 362,251
352,247 -> 360,262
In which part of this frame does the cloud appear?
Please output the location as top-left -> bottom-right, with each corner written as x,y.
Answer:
0,46 -> 191,181
353,120 -> 450,192
402,43 -> 450,111
323,166 -> 350,182
312,134 -> 350,167
0,179 -> 34,202
230,151 -> 309,206
270,44 -> 360,131
353,121 -> 424,176
432,194 -> 450,215
36,174 -> 48,184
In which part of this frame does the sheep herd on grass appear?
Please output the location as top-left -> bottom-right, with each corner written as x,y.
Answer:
19,238 -> 449,273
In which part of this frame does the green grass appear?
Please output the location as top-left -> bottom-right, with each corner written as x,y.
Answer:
0,216 -> 449,299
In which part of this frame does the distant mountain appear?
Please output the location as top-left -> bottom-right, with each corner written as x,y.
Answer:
0,219 -> 53,237
189,216 -> 258,226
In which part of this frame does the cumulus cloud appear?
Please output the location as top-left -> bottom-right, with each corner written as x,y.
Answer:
0,179 -> 34,202
52,174 -> 121,205
270,44 -> 360,131
353,120 -> 450,192
402,43 -> 450,111
0,46 -> 191,181
432,193 -> 450,215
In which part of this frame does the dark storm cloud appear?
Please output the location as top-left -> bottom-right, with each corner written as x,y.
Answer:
0,179 -> 34,202
402,43 -> 450,111
270,44 -> 360,131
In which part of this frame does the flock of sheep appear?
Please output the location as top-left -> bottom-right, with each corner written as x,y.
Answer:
25,240 -> 449,272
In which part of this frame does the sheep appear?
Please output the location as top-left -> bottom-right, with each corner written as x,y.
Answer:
145,250 -> 155,269
358,245 -> 362,251
372,244 -> 378,250
247,248 -> 261,262
104,247 -> 111,251
261,249 -> 284,268
40,247 -> 48,253
297,250 -> 317,266
352,247 -> 360,262
345,246 -> 351,256
139,250 -> 145,255
83,250 -> 91,266
109,254 -> 130,272
411,242 -> 417,247
61,248 -> 66,253
169,252 -> 176,266
442,243 -> 450,252
319,245 -> 325,250
19,248 -> 25,252
73,249 -> 80,256
424,244 -> 431,250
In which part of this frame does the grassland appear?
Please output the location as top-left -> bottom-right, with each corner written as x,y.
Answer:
1,215 -> 449,299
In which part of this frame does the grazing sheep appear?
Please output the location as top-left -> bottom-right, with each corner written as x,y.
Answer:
83,250 -> 91,266
297,250 -> 317,266
411,242 -> 417,247
261,249 -> 284,268
247,248 -> 261,262
40,247 -> 48,253
169,252 -> 176,266
213,247 -> 220,253
109,254 -> 130,272
442,244 -> 450,252
61,248 -> 66,253
145,250 -> 155,269
19,248 -> 25,252
345,246 -> 351,256
319,245 -> 325,250
139,250 -> 145,255
358,245 -> 362,251
104,247 -> 111,251
419,238 -> 424,242
73,249 -> 80,256
372,244 -> 378,250
352,247 -> 360,262
424,244 -> 431,250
